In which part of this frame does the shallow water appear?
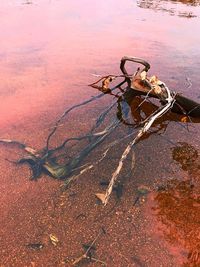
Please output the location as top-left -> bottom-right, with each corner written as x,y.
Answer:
0,0 -> 200,266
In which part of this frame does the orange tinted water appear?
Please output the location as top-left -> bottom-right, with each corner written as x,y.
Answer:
0,0 -> 200,266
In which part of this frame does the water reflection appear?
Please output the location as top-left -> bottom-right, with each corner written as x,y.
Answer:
153,143 -> 200,266
137,0 -> 200,18
129,93 -> 200,124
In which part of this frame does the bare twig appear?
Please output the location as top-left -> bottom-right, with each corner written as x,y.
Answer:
72,228 -> 106,266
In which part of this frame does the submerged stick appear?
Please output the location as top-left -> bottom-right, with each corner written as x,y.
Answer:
0,139 -> 39,157
103,83 -> 175,205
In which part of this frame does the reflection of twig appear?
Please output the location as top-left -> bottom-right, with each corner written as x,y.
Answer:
187,104 -> 200,116
72,228 -> 106,266
133,88 -> 154,113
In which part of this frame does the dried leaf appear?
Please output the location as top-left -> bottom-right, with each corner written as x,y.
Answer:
153,84 -> 162,95
149,75 -> 163,85
95,193 -> 106,203
49,234 -> 59,246
149,75 -> 157,84
140,71 -> 147,80
181,116 -> 188,123
131,71 -> 151,93
101,76 -> 114,93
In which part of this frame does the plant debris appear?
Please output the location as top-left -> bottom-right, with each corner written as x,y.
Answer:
133,185 -> 151,206
1,56 -> 200,205
72,228 -> 106,266
49,234 -> 59,246
26,243 -> 44,250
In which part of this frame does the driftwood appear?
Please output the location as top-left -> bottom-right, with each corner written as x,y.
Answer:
1,56 -> 200,205
120,56 -> 200,117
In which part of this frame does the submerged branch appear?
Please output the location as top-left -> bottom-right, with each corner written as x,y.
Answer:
1,56 -> 200,205
103,81 -> 176,205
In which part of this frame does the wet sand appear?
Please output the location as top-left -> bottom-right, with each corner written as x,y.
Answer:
1,0 -> 200,266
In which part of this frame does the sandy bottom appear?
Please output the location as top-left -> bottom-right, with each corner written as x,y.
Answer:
1,100 -> 200,267
1,1 -> 200,266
